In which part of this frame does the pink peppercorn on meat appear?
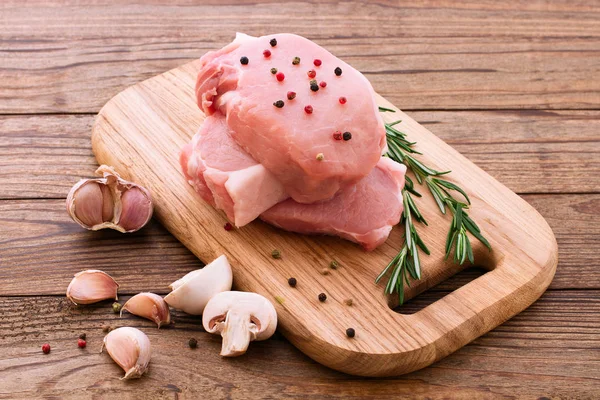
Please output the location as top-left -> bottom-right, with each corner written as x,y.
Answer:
196,33 -> 387,204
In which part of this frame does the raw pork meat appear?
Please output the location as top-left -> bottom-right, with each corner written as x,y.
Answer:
196,33 -> 386,203
261,158 -> 406,251
181,115 -> 288,227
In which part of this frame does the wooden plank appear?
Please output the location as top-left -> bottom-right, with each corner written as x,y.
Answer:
0,192 -> 597,296
0,290 -> 597,399
2,111 -> 598,199
1,1 -> 599,113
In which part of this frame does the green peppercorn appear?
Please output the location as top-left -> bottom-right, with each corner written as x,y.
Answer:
272,249 -> 282,259
270,67 -> 278,74
112,302 -> 122,313
330,260 -> 339,269
292,56 -> 301,65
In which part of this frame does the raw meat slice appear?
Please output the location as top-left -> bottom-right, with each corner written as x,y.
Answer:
260,157 -> 406,251
181,115 -> 288,226
196,33 -> 386,204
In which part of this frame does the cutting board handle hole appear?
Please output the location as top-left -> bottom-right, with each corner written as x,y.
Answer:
393,267 -> 488,315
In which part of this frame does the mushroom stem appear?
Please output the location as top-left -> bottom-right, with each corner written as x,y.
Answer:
219,310 -> 253,357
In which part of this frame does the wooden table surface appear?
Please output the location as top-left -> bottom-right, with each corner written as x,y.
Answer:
1,1 -> 599,398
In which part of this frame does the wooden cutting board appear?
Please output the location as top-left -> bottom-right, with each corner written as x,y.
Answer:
92,59 -> 557,377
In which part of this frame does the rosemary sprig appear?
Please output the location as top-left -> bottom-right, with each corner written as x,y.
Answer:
376,106 -> 491,303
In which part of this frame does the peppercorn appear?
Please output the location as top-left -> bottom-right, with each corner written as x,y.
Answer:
304,105 -> 313,114
42,343 -> 51,354
321,268 -> 329,275
276,72 -> 285,82
334,67 -> 342,76
263,49 -> 271,58
188,338 -> 198,349
310,83 -> 319,92
287,91 -> 296,100
343,132 -> 352,141
330,260 -> 339,269
78,339 -> 86,349
313,59 -> 322,66
273,100 -> 285,108
270,67 -> 278,74
307,69 -> 316,78
271,249 -> 281,259
112,302 -> 122,313
316,153 -> 324,161
78,333 -> 86,340
270,38 -> 277,47
274,295 -> 285,305
319,81 -> 327,88
224,222 -> 233,231
288,277 -> 297,287
240,56 -> 249,65
346,328 -> 355,338
339,96 -> 347,104
344,298 -> 353,306
102,325 -> 111,333
292,56 -> 301,65
333,131 -> 342,140
318,293 -> 327,302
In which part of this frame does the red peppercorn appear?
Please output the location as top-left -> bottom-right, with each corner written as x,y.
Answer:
78,339 -> 86,348
307,69 -> 316,79
313,59 -> 322,66
333,131 -> 343,140
304,105 -> 313,114
276,72 -> 285,82
287,91 -> 296,100
224,222 -> 233,231
319,81 -> 327,88
42,343 -> 51,354
339,96 -> 347,104
263,49 -> 271,58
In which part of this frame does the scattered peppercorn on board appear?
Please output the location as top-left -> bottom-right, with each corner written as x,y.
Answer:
92,59 -> 558,377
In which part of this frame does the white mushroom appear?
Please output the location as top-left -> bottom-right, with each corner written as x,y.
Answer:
164,255 -> 232,315
202,291 -> 278,357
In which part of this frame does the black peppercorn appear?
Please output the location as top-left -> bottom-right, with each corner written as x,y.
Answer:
270,38 -> 277,47
318,293 -> 327,302
270,67 -> 278,74
334,67 -> 342,76
346,328 -> 355,338
343,131 -> 352,141
288,277 -> 297,287
310,83 -> 319,92
188,338 -> 198,349
240,56 -> 249,65
78,333 -> 86,340
273,100 -> 285,108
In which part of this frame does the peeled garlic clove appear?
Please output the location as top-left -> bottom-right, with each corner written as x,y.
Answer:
121,293 -> 171,328
102,327 -> 151,380
66,269 -> 119,305
66,165 -> 153,233
165,255 -> 233,315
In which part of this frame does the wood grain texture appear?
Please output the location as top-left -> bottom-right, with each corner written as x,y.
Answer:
2,110 -> 598,199
1,291 -> 598,399
0,194 -> 596,295
1,1 -> 599,113
89,60 -> 557,376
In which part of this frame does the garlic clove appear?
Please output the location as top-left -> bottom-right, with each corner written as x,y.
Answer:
102,327 -> 151,380
121,293 -> 171,328
164,255 -> 233,315
118,187 -> 153,232
66,269 -> 119,305
66,165 -> 153,233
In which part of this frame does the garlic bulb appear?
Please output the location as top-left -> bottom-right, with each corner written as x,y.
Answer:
102,327 -> 151,380
66,165 -> 153,233
164,255 -> 233,315
121,293 -> 171,328
66,270 -> 119,305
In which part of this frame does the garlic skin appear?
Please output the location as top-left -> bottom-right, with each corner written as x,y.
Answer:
121,293 -> 171,328
202,291 -> 278,357
66,270 -> 119,305
164,255 -> 233,315
66,165 -> 153,233
102,327 -> 151,380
